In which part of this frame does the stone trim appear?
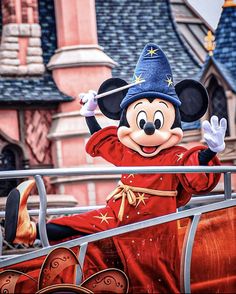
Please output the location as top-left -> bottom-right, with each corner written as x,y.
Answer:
0,23 -> 45,75
47,45 -> 118,70
48,111 -> 118,140
219,137 -> 236,161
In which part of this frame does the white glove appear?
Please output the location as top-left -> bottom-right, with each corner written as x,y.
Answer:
79,90 -> 97,117
202,116 -> 227,153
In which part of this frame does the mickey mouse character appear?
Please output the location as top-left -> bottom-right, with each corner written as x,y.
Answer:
5,43 -> 227,293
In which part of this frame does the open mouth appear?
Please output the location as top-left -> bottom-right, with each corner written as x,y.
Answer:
140,146 -> 158,154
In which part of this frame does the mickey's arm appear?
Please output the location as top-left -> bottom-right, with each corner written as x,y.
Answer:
85,117 -> 101,134
80,90 -> 101,134
198,148 -> 216,166
177,116 -> 227,196
199,116 -> 227,165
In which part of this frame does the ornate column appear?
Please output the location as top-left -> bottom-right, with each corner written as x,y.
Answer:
48,0 -> 117,109
48,0 -> 118,205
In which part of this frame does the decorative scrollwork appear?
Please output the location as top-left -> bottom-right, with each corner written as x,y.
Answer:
0,276 -> 11,294
41,255 -> 71,287
92,275 -> 123,289
42,268 -> 51,286
49,256 -> 68,270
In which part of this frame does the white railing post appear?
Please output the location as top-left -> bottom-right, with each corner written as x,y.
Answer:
34,175 -> 50,247
224,172 -> 232,200
180,214 -> 201,294
76,242 -> 88,285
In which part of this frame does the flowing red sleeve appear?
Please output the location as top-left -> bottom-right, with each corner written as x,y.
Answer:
177,146 -> 221,195
86,126 -> 125,166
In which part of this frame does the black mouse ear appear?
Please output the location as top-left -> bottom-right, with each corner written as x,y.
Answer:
175,79 -> 209,122
97,78 -> 128,120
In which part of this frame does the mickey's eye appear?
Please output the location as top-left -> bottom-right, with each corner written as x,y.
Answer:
154,111 -> 164,129
137,111 -> 147,129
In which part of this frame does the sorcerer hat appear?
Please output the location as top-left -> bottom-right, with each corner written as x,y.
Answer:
97,43 -> 209,122
120,43 -> 181,109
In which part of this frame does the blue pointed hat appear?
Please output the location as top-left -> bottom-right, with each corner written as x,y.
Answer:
120,43 -> 181,109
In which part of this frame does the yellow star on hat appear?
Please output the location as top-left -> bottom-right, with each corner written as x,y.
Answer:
145,47 -> 158,57
165,75 -> 173,87
134,73 -> 143,84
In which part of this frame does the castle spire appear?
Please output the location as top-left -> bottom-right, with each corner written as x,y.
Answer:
223,0 -> 236,8
204,31 -> 216,56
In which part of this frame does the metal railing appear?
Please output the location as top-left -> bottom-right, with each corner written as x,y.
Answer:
0,166 -> 236,293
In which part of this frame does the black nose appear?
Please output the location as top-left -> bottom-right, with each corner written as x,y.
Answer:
144,122 -> 155,135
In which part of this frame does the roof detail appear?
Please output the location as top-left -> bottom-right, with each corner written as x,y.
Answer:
200,6 -> 236,93
95,0 -> 200,84
170,0 -> 212,64
213,58 -> 236,92
0,75 -> 71,103
213,6 -> 236,84
204,31 -> 216,56
0,0 -> 72,104
223,0 -> 236,8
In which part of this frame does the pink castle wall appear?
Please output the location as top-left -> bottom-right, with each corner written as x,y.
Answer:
54,66 -> 112,113
55,0 -> 98,47
0,110 -> 19,141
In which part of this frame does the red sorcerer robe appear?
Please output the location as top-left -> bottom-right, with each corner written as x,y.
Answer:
49,126 -> 221,293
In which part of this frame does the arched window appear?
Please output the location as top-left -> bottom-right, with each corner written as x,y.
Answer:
207,76 -> 229,136
0,144 -> 24,197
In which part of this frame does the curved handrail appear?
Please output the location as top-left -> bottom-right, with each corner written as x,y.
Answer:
0,165 -> 234,179
1,198 -> 236,264
1,166 -> 236,293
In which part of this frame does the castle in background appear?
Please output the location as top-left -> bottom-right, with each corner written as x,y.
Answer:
0,0 -> 235,207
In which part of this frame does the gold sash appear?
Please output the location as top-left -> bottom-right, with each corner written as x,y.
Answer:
106,181 -> 177,221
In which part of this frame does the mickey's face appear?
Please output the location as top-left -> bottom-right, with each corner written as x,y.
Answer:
117,98 -> 183,157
